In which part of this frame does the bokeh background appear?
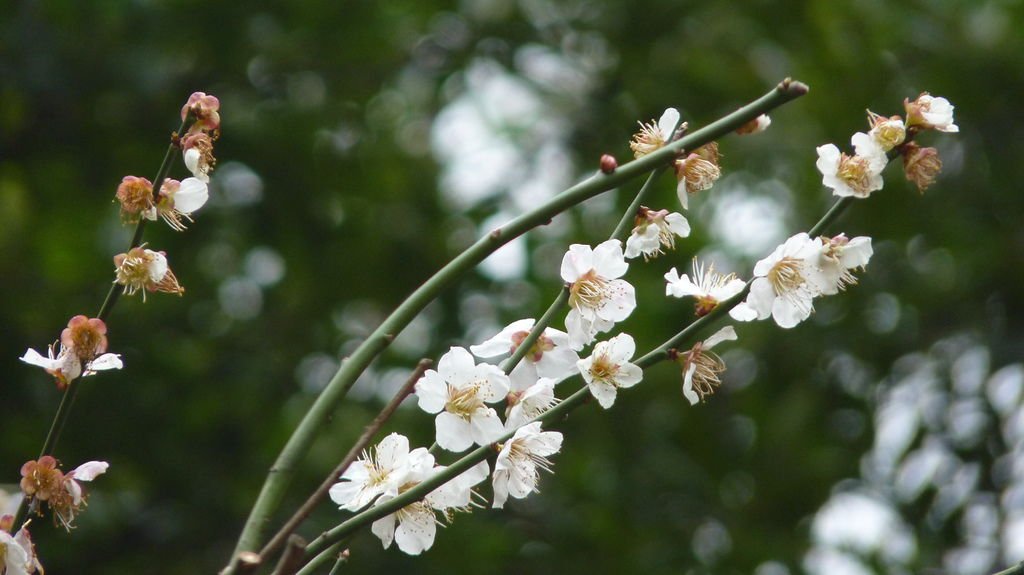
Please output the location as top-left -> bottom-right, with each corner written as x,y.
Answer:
3,1 -> 1023,573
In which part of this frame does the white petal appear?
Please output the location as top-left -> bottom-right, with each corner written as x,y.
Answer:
615,363 -> 643,389
682,363 -> 700,405
87,353 -> 123,371
840,236 -> 873,268
535,347 -> 579,381
173,177 -> 209,214
560,244 -> 594,283
728,302 -> 758,322
607,333 -> 636,364
371,513 -> 397,549
746,278 -> 776,320
588,381 -> 618,409
19,348 -> 60,370
473,364 -> 511,402
657,108 -> 681,139
815,144 -> 841,179
592,240 -> 628,279
70,460 -> 109,481
469,408 -> 505,446
328,479 -> 363,508
375,433 -> 410,471
664,212 -> 691,237
438,346 -> 476,386
394,507 -> 436,555
772,293 -> 812,328
491,470 -> 510,509
435,412 -> 473,452
703,326 -> 738,349
596,279 -> 636,322
665,271 -> 702,299
414,371 -> 448,414
145,250 -> 169,282
676,179 -> 690,210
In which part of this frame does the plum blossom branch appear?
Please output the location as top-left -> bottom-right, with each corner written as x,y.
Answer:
226,78 -> 811,568
301,148 -> 869,561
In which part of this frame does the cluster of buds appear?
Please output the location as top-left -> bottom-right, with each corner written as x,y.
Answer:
20,315 -> 122,390
19,457 -> 108,530
180,92 -> 220,184
817,93 -> 956,197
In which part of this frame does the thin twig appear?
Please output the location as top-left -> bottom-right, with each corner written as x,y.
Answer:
258,359 -> 430,563
271,535 -> 307,575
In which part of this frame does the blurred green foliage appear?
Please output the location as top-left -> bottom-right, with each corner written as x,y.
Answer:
2,0 -> 1023,573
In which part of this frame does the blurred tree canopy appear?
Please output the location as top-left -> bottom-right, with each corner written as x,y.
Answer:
2,0 -> 1023,573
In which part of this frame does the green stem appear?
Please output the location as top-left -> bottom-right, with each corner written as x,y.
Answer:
295,541 -> 346,575
225,78 -> 809,569
499,288 -> 570,375
992,562 -> 1024,575
302,151 -> 864,560
609,167 -> 668,241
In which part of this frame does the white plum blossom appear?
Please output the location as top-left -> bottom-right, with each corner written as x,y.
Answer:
732,232 -> 822,328
808,234 -> 873,296
114,247 -> 184,299
624,208 -> 690,260
415,347 -> 510,452
679,326 -> 738,405
577,333 -> 643,409
674,142 -> 721,209
63,461 -> 109,508
20,344 -> 122,389
905,93 -> 958,133
329,433 -> 415,512
630,108 -> 681,158
153,177 -> 209,231
470,319 -> 578,391
665,258 -> 747,316
505,378 -> 559,430
561,240 -> 636,350
370,453 -> 489,555
492,422 -> 563,509
816,132 -> 888,199
1,528 -> 35,575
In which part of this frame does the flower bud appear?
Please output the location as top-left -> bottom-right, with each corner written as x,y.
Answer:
902,143 -> 942,193
599,154 -> 618,174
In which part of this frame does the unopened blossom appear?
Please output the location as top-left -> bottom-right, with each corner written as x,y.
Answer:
665,258 -> 747,317
370,452 -> 489,555
578,333 -> 643,409
736,114 -> 771,135
677,326 -> 737,405
415,347 -> 510,452
816,133 -> 888,199
904,93 -> 958,133
492,422 -> 563,509
329,433 -> 416,512
182,132 -> 217,183
505,378 -> 558,430
470,319 -> 578,391
114,247 -> 184,300
154,177 -> 209,231
733,232 -> 822,328
867,111 -> 906,152
902,142 -> 942,193
115,175 -> 155,223
181,91 -> 221,133
674,142 -> 722,209
624,207 -> 690,260
630,108 -> 680,158
561,240 -> 636,350
1,527 -> 39,575
808,234 -> 873,296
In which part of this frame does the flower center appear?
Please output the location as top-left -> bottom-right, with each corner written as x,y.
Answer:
569,270 -> 612,312
509,331 -> 555,363
446,384 -> 484,420
587,354 -> 620,386
767,257 -> 805,296
837,155 -> 874,195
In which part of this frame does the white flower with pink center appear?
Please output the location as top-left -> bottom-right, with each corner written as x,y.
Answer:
415,347 -> 510,452
470,319 -> 578,391
561,240 -> 636,350
733,232 -> 823,328
577,333 -> 643,409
